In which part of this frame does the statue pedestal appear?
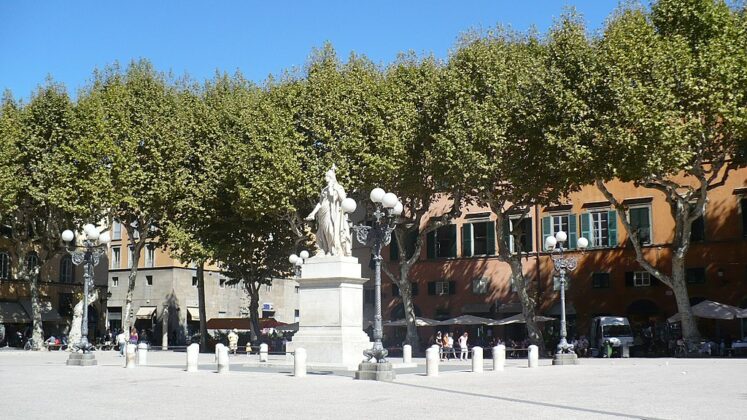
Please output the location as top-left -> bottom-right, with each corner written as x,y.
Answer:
286,256 -> 372,371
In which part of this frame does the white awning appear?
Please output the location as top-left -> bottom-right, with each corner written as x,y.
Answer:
0,302 -> 30,323
135,306 -> 156,319
187,307 -> 200,321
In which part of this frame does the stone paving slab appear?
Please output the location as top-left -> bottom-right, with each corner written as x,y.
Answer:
1,350 -> 746,419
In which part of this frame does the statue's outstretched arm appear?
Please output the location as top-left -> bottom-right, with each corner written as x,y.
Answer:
305,203 -> 321,221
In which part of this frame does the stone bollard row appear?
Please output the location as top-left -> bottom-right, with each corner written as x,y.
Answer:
259,343 -> 269,362
217,345 -> 230,373
137,342 -> 148,366
528,344 -> 538,368
403,344 -> 412,364
186,343 -> 199,372
214,343 -> 225,363
471,346 -> 483,373
426,346 -> 439,377
493,344 -> 505,371
125,343 -> 137,368
294,348 -> 307,377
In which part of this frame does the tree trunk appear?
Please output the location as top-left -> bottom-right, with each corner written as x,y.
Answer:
671,256 -> 700,346
397,274 -> 420,353
197,262 -> 207,352
122,228 -> 146,331
28,273 -> 44,350
248,281 -> 261,344
161,305 -> 169,350
69,289 -> 99,347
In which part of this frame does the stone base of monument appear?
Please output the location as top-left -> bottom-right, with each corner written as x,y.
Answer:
354,361 -> 396,381
66,352 -> 97,366
286,256 -> 372,371
552,353 -> 579,365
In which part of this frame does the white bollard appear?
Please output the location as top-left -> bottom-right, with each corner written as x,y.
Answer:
426,346 -> 439,377
294,348 -> 307,377
493,345 -> 506,371
528,344 -> 539,368
471,346 -> 483,373
403,344 -> 412,364
137,342 -> 148,366
259,343 -> 269,362
125,343 -> 137,368
217,345 -> 230,373
214,343 -> 225,363
186,343 -> 199,372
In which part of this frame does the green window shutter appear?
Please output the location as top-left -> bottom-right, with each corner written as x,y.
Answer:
523,219 -> 533,253
541,216 -> 551,250
411,282 -> 419,296
568,214 -> 577,249
427,281 -> 436,295
426,231 -> 436,259
486,221 -> 496,255
580,213 -> 591,248
406,230 -> 418,259
625,272 -> 634,287
389,234 -> 400,261
607,210 -> 617,247
448,280 -> 456,295
448,225 -> 457,258
502,219 -> 511,253
462,224 -> 473,257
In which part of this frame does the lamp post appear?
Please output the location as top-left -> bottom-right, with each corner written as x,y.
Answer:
62,224 -> 109,365
545,231 -> 588,365
288,250 -> 309,278
349,188 -> 403,364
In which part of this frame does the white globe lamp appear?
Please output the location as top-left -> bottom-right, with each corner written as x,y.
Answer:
370,188 -> 386,203
545,235 -> 557,250
342,198 -> 357,214
577,237 -> 589,250
392,201 -> 403,216
382,192 -> 398,209
289,254 -> 299,264
61,230 -> 75,243
555,231 -> 567,243
299,250 -> 309,260
98,231 -> 111,245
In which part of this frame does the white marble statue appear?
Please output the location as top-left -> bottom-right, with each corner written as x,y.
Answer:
305,165 -> 352,257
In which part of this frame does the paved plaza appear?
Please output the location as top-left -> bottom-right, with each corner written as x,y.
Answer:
1,350 -> 745,419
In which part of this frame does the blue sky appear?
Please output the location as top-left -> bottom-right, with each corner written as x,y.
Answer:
1,0 -> 621,99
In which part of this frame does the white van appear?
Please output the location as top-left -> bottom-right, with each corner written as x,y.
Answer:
590,316 -> 634,357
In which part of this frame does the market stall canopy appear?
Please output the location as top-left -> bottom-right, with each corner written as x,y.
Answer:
0,301 -> 30,323
437,315 -> 496,326
739,308 -> 747,318
493,313 -> 556,325
135,306 -> 156,319
667,300 -> 742,323
384,317 -> 440,327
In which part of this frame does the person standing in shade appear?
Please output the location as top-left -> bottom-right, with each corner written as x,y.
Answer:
447,333 -> 456,360
227,328 -> 239,355
458,332 -> 469,360
116,330 -> 127,356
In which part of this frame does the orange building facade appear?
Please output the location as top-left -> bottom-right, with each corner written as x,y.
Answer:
381,168 -> 747,345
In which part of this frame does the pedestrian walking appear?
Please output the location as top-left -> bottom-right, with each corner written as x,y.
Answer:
458,332 -> 469,360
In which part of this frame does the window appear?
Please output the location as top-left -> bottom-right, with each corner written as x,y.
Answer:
145,245 -> 155,268
364,289 -> 375,304
426,225 -> 457,259
542,214 -> 578,249
629,271 -> 650,287
0,251 -> 9,280
690,216 -> 705,242
146,275 -> 153,286
629,207 -> 651,245
294,309 -> 300,322
507,217 -> 532,254
391,283 -> 418,297
192,276 -> 198,287
590,211 -> 609,247
112,276 -> 119,287
390,230 -> 418,261
59,255 -> 74,283
686,267 -> 706,284
428,280 -> 455,296
112,221 -> 121,240
592,273 -> 610,289
111,247 -> 121,269
462,221 -> 496,257
219,278 -> 226,288
472,277 -> 489,294
25,252 -> 38,272
264,284 -> 272,292
58,293 -> 74,316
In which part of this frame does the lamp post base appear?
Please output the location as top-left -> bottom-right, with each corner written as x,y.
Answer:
552,352 -> 578,366
354,361 -> 395,381
66,352 -> 97,367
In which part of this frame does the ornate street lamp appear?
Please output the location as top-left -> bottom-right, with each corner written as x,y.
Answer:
349,188 -> 403,364
545,231 -> 588,365
62,224 -> 109,366
288,250 -> 309,278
